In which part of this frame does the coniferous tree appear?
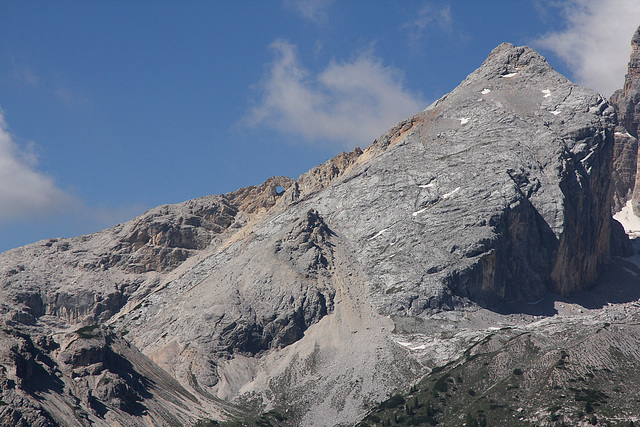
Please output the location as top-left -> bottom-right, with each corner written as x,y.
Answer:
465,412 -> 478,427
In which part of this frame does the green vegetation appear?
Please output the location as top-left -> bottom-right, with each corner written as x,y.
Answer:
206,408 -> 290,427
355,327 -> 640,426
194,420 -> 220,427
379,395 -> 405,409
432,375 -> 449,393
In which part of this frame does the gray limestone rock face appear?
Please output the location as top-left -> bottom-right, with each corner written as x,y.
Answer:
611,26 -> 640,139
610,25 -> 640,212
113,43 -> 619,423
611,130 -> 638,212
106,175 -> 295,274
0,323 -> 213,426
298,42 -> 616,309
0,176 -> 294,327
0,42 -> 626,426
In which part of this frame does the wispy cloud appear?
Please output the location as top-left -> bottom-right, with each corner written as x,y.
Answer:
2,56 -> 88,109
11,66 -> 40,88
534,0 -> 640,97
403,3 -> 453,50
248,40 -> 425,148
0,109 -> 142,233
0,110 -> 75,221
3,56 -> 40,89
55,86 -> 90,109
283,0 -> 335,24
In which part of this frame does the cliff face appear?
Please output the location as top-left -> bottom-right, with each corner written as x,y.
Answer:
611,26 -> 640,139
611,131 -> 638,211
0,324 -> 212,427
0,43 -> 625,426
610,25 -> 640,212
293,42 -> 616,307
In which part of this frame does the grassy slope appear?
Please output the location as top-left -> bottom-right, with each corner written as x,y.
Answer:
357,321 -> 640,427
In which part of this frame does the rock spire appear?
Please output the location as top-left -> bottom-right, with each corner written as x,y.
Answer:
610,25 -> 640,212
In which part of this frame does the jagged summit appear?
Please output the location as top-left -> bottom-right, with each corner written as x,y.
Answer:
0,43 -> 631,426
337,42 -> 615,306
633,25 -> 640,45
470,42 -> 554,78
611,25 -> 640,136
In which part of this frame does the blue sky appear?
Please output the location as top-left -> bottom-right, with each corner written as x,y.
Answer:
1,0 -> 639,252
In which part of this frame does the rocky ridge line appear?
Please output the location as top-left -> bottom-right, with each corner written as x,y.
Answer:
0,41 -> 634,426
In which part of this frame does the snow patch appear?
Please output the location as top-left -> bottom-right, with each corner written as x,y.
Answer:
413,186 -> 461,216
441,187 -> 461,199
614,201 -> 640,238
459,118 -> 470,125
412,207 -> 429,217
615,131 -> 635,139
481,88 -> 491,95
368,228 -> 388,240
550,110 -> 561,115
396,341 -> 427,351
419,182 -> 436,188
541,89 -> 551,98
502,72 -> 518,78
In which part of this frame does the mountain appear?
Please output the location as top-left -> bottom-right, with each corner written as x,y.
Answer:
0,41 -> 637,426
611,25 -> 640,213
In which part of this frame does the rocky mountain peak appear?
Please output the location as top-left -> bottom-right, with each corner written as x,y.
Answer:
478,43 -> 551,77
633,25 -> 640,44
627,25 -> 640,94
614,25 -> 640,136
0,41 -> 632,426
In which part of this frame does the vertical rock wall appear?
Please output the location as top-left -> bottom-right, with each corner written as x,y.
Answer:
610,25 -> 640,212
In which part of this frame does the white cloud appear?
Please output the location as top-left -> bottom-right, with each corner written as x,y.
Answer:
283,0 -> 335,23
249,40 -> 425,148
403,4 -> 453,49
534,0 -> 640,97
0,110 -> 148,249
0,110 -> 75,221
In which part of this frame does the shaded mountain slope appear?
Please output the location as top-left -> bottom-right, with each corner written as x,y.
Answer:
359,246 -> 640,426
